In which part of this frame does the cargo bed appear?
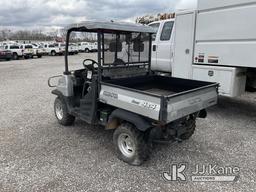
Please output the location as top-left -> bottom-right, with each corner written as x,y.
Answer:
99,75 -> 218,123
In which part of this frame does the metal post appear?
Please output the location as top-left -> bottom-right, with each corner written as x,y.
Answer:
97,32 -> 102,82
102,33 -> 105,65
148,33 -> 152,74
64,29 -> 71,75
138,33 -> 141,62
115,34 -> 118,60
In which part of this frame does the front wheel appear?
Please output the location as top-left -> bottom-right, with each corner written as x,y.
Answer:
54,97 -> 75,126
113,123 -> 150,166
13,53 -> 18,60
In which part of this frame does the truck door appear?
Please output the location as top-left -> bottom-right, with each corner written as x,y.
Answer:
155,21 -> 174,72
172,11 -> 195,79
149,22 -> 160,70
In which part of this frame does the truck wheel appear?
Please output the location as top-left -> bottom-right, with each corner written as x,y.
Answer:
37,55 -> 42,58
180,118 -> 196,140
113,123 -> 150,166
13,53 -> 18,60
54,97 -> 75,126
51,50 -> 56,56
85,48 -> 89,53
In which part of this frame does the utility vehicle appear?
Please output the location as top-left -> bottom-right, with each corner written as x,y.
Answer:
48,21 -> 218,165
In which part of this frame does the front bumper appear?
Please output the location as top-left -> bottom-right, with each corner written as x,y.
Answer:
0,53 -> 12,60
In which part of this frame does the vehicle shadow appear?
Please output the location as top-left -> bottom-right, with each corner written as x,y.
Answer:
209,95 -> 256,118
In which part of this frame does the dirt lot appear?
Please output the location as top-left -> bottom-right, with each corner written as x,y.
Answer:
0,54 -> 255,192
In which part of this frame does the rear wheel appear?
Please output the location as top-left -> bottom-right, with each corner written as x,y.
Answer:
179,117 -> 196,140
167,115 -> 196,141
54,97 -> 75,126
85,48 -> 89,53
113,123 -> 150,166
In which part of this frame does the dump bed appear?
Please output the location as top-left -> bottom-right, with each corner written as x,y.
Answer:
99,75 -> 218,124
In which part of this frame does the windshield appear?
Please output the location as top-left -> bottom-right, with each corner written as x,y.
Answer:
149,23 -> 160,41
25,45 -> 33,49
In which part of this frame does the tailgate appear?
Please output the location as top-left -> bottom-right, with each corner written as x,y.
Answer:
164,85 -> 218,123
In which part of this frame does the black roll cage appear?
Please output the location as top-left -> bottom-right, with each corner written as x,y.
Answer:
64,27 -> 153,81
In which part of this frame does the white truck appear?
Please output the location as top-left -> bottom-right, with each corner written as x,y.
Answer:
43,43 -> 65,56
4,44 -> 23,60
68,43 -> 79,55
19,44 -> 35,59
78,42 -> 97,52
150,0 -> 256,97
32,43 -> 47,58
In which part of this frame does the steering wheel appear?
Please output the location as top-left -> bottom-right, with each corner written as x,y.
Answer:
83,59 -> 98,72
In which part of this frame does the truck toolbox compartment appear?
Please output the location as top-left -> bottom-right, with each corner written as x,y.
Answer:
100,75 -> 218,123
192,65 -> 246,97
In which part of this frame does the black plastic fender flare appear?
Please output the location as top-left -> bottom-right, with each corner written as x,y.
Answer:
52,89 -> 63,97
51,89 -> 73,112
108,109 -> 152,132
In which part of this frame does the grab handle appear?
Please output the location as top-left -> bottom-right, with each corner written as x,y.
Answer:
48,75 -> 62,87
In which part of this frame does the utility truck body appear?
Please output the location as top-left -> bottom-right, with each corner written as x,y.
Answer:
152,0 -> 256,97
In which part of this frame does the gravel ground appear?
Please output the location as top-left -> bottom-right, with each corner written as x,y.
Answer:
0,54 -> 255,192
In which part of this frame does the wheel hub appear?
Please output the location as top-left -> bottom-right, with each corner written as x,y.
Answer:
55,102 -> 64,120
117,133 -> 135,158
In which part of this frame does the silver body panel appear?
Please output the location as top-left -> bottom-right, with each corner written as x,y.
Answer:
99,84 -> 161,120
99,83 -> 218,123
166,87 -> 218,123
57,75 -> 74,97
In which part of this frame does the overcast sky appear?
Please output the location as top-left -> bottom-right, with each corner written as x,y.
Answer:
0,0 -> 197,29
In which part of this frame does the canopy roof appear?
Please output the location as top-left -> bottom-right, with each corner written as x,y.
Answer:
66,21 -> 156,33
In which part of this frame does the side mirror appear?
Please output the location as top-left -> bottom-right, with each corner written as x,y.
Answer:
133,41 -> 144,52
109,41 -> 122,52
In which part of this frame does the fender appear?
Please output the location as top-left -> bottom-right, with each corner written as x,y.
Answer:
51,89 -> 74,112
51,89 -> 64,97
108,109 -> 152,132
